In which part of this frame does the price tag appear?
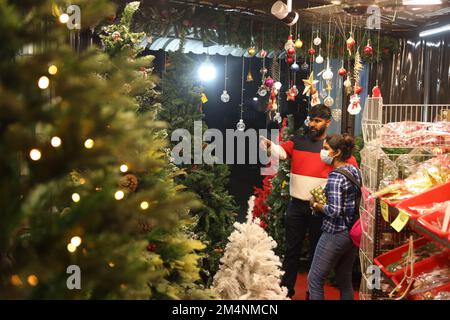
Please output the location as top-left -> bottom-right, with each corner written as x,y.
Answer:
391,210 -> 410,232
380,200 -> 389,222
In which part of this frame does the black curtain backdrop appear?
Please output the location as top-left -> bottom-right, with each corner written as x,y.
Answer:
369,34 -> 450,104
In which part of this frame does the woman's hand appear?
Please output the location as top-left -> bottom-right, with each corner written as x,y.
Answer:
310,197 -> 324,213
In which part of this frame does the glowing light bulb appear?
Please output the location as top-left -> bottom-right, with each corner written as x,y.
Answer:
51,136 -> 62,147
120,164 -> 128,173
140,201 -> 149,210
29,149 -> 42,161
59,13 -> 69,24
67,243 -> 77,253
115,190 -> 124,200
27,275 -> 39,287
38,76 -> 49,89
198,57 -> 216,81
48,65 -> 58,75
72,193 -> 80,203
84,139 -> 94,149
70,236 -> 82,247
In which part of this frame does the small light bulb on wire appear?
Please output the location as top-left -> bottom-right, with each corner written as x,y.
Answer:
27,275 -> 39,287
70,236 -> 82,247
72,193 -> 80,203
140,201 -> 149,210
29,149 -> 42,161
84,139 -> 94,149
51,136 -> 62,147
48,65 -> 58,75
38,76 -> 50,89
115,190 -> 125,200
59,13 -> 69,24
120,164 -> 128,173
67,243 -> 77,253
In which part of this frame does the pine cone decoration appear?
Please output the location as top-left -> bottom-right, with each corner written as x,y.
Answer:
120,174 -> 138,192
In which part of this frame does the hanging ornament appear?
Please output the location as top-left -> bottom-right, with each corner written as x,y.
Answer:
346,34 -> 356,54
348,94 -> 361,115
248,47 -> 256,57
274,82 -> 282,91
364,39 -> 373,56
331,109 -> 342,122
354,84 -> 363,95
246,70 -> 254,82
308,48 -> 316,56
284,34 -> 295,51
260,67 -> 268,75
295,38 -> 303,49
221,56 -> 230,103
344,75 -> 352,95
315,54 -> 324,64
372,81 -> 381,98
257,85 -> 268,97
304,116 -> 310,126
311,92 -> 321,107
291,62 -> 300,72
322,60 -> 333,81
259,49 -> 268,58
273,112 -> 282,124
236,119 -> 246,131
286,56 -> 294,65
320,88 -> 327,99
265,77 -> 274,88
221,90 -> 230,103
324,96 -> 334,107
287,47 -> 296,56
286,85 -> 299,101
338,67 -> 347,77
302,72 -> 319,97
313,36 -> 322,46
301,61 -> 309,71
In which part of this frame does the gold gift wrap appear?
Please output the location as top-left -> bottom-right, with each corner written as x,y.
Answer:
310,186 -> 327,205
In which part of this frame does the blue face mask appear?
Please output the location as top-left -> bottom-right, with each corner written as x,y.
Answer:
320,149 -> 334,165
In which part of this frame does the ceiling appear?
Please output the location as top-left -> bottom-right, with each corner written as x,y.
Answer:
163,0 -> 450,33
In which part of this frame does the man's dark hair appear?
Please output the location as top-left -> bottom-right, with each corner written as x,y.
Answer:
308,104 -> 331,120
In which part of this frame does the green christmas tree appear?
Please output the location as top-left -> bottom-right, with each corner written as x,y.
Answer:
0,0 -> 210,299
261,115 -> 296,257
159,41 -> 237,287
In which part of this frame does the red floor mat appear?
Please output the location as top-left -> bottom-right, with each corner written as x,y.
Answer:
292,273 -> 359,300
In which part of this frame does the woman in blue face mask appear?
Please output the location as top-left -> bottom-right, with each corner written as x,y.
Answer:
307,133 -> 361,300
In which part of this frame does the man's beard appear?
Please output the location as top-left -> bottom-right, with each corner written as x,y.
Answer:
307,125 -> 326,138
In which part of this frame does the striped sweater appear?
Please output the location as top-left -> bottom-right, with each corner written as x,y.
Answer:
271,135 -> 358,201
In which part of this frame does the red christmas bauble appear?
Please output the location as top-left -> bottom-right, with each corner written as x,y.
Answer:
287,57 -> 294,65
338,67 -> 347,76
364,45 -> 373,56
146,243 -> 157,252
308,48 -> 316,55
354,85 -> 363,95
287,47 -> 295,55
372,86 -> 381,97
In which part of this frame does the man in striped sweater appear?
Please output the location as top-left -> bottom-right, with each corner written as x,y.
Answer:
261,105 -> 358,298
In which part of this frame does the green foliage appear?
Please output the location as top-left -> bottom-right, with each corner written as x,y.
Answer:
159,40 -> 237,287
264,115 -> 296,257
0,0 -> 210,299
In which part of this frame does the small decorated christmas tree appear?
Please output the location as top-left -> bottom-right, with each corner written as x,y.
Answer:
212,196 -> 289,300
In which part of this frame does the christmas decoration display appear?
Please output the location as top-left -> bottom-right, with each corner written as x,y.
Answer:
212,197 -> 289,300
346,33 -> 356,54
302,72 -> 319,97
159,40 -> 237,287
295,37 -> 303,49
259,49 -> 268,58
290,62 -> 300,72
247,47 -> 256,57
221,56 -> 230,103
315,53 -> 324,64
286,85 -> 299,102
308,48 -> 316,56
301,62 -> 309,71
348,94 -> 362,115
372,80 -> 382,98
378,122 -> 450,148
364,39 -> 373,56
238,56 -> 246,131
252,116 -> 295,257
313,35 -> 322,46
1,1 -> 210,300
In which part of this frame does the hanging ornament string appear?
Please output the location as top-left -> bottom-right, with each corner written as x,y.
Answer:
376,28 -> 381,82
240,56 -> 245,108
224,56 -> 228,91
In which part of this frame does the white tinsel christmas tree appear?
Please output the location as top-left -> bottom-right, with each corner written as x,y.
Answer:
212,196 -> 289,300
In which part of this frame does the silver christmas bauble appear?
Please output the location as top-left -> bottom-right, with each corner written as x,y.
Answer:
322,69 -> 334,81
257,86 -> 268,97
315,55 -> 324,64
236,119 -> 246,131
313,37 -> 322,46
332,109 -> 342,122
221,90 -> 230,103
324,96 -> 334,107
